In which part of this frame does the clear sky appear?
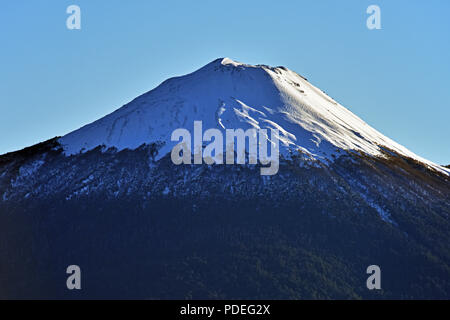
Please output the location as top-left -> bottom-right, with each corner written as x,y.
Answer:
1,0 -> 449,164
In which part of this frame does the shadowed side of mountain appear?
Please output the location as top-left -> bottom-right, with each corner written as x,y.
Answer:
0,137 -> 449,299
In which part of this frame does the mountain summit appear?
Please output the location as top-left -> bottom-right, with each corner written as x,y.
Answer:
59,58 -> 448,174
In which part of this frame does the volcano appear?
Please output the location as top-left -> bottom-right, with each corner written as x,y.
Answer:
0,58 -> 449,299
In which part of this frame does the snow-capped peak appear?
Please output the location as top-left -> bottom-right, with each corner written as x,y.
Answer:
220,57 -> 244,67
59,58 -> 449,175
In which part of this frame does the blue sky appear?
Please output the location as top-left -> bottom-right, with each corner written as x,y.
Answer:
1,0 -> 449,164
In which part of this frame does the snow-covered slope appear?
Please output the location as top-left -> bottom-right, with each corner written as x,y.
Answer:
59,58 -> 448,174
